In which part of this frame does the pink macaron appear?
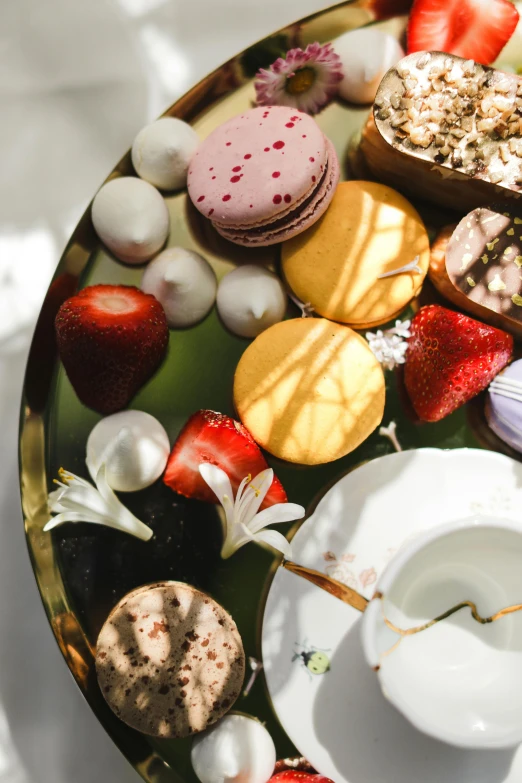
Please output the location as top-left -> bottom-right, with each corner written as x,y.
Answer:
187,106 -> 339,246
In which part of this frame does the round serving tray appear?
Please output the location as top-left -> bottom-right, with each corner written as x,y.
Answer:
18,1 -> 522,781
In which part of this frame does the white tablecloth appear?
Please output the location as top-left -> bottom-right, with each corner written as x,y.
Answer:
0,1 -> 333,780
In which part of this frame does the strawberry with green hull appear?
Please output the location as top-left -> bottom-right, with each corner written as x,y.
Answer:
164,409 -> 287,509
407,0 -> 519,65
55,284 -> 169,415
404,305 -> 513,422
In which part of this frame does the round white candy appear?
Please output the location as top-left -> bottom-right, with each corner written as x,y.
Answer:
86,410 -> 170,492
216,265 -> 287,338
132,117 -> 199,191
141,247 -> 217,328
191,714 -> 276,783
91,177 -> 170,264
335,28 -> 404,105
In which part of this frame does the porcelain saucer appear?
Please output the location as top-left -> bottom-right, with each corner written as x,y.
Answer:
262,448 -> 522,783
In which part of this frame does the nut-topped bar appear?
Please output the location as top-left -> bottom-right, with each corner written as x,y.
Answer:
361,52 -> 522,211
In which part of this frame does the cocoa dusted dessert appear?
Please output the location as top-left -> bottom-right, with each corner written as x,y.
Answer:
96,581 -> 245,738
361,52 -> 522,211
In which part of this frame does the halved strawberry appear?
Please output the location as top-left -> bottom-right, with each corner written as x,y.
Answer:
269,772 -> 334,783
164,410 -> 287,509
407,0 -> 519,65
404,304 -> 513,422
55,284 -> 169,414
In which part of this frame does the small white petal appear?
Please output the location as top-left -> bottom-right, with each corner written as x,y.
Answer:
253,529 -> 292,559
239,468 -> 274,522
248,502 -> 305,535
199,463 -> 233,507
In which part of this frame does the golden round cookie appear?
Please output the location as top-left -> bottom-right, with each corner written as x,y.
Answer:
233,318 -> 385,465
281,180 -> 430,329
96,581 -> 245,738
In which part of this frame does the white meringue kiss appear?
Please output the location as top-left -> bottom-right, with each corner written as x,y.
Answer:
216,265 -> 287,338
91,177 -> 170,264
335,28 -> 404,105
191,714 -> 276,783
141,247 -> 217,328
132,117 -> 200,191
86,410 -> 170,492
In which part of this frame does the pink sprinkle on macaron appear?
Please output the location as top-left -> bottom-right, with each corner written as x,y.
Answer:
222,194 -> 231,201
272,171 -> 280,178
286,123 -> 294,128
244,154 -> 252,159
273,194 -> 282,204
284,194 -> 292,203
232,166 -> 241,172
273,141 -> 285,150
197,196 -> 205,202
230,176 -> 240,183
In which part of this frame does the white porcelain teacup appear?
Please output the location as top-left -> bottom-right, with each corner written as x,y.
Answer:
361,515 -> 522,749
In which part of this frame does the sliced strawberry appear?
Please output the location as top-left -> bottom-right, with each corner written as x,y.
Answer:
269,772 -> 334,783
164,409 -> 287,509
404,304 -> 512,422
55,284 -> 169,414
407,0 -> 519,65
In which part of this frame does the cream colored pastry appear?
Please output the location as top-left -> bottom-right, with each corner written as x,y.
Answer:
233,317 -> 385,465
141,247 -> 217,328
91,177 -> 169,264
132,117 -> 199,191
86,410 -> 170,492
281,181 -> 430,329
335,28 -> 404,104
216,265 -> 287,338
191,715 -> 276,783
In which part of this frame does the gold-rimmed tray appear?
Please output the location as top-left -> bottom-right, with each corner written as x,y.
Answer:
18,1 -> 522,781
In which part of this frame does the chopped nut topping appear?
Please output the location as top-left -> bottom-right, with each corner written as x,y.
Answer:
375,52 -> 522,190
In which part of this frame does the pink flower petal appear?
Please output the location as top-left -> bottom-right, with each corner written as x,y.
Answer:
254,41 -> 343,115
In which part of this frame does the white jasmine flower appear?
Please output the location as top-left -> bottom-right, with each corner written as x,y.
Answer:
199,464 -> 304,559
44,465 -> 153,541
366,319 -> 411,370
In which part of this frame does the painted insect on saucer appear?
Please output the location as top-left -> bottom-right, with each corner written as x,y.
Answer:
292,641 -> 331,679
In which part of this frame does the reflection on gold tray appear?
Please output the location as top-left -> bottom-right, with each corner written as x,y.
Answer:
18,1 -> 522,781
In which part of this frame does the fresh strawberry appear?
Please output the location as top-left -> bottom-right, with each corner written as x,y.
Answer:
269,772 -> 334,783
407,0 -> 519,65
164,409 -> 287,509
55,284 -> 169,414
404,305 -> 512,422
